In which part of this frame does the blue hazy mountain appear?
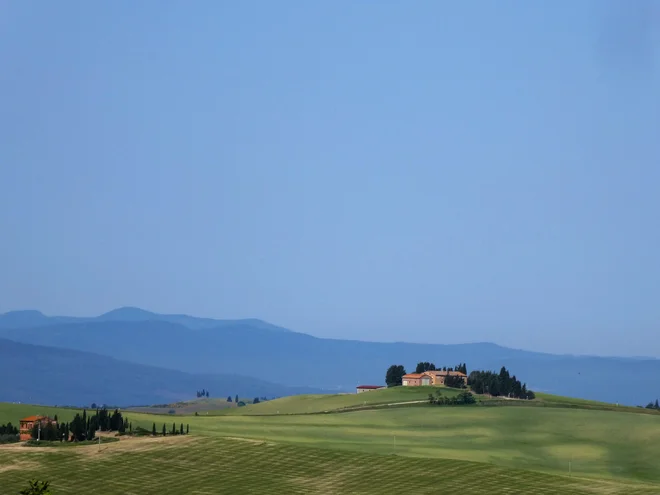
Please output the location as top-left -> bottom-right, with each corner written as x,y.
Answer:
0,337 -> 320,406
0,307 -> 290,332
1,312 -> 658,406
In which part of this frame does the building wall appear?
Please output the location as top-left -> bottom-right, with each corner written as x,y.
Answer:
403,377 -> 422,386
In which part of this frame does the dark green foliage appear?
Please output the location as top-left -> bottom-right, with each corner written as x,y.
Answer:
235,395 -> 239,404
186,424 -> 189,434
645,400 -> 660,410
238,401 -> 246,407
19,480 -> 51,495
0,422 -> 19,444
415,362 -> 436,373
180,423 -> 184,435
444,375 -> 467,389
162,424 -> 166,436
152,423 -> 156,436
227,396 -> 232,402
428,390 -> 476,406
468,367 -> 534,399
172,422 -> 176,435
385,365 -> 406,387
253,397 -> 260,404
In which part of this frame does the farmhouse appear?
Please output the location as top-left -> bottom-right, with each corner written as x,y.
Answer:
402,370 -> 467,387
356,385 -> 385,394
19,415 -> 57,441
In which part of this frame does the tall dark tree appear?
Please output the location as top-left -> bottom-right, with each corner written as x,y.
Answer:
186,424 -> 189,434
162,424 -> 167,436
152,423 -> 156,436
655,399 -> 659,410
253,397 -> 260,404
227,396 -> 232,402
385,364 -> 406,387
235,394 -> 239,403
172,422 -> 176,435
206,390 -> 210,398
180,423 -> 184,435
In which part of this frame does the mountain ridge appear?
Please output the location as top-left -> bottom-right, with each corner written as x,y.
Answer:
0,337 -> 322,406
0,307 -> 290,333
1,316 -> 659,406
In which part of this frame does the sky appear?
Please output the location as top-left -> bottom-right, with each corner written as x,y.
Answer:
0,1 -> 658,357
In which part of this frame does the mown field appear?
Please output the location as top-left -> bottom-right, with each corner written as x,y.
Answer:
1,435 -> 658,494
2,390 -> 660,494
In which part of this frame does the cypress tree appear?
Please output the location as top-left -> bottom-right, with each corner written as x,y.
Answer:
235,394 -> 239,403
186,424 -> 189,434
152,423 -> 156,436
162,424 -> 166,436
172,422 -> 176,435
180,423 -> 184,435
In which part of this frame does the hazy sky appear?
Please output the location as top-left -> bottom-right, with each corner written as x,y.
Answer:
1,1 -> 658,356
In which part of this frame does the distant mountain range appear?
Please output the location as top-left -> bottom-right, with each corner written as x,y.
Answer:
1,308 -> 658,406
0,337 -> 320,406
0,307 -> 291,332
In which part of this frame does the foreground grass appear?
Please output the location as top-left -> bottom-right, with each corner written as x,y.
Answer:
0,436 -> 657,495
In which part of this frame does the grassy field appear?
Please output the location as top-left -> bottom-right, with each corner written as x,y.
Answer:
1,435 -> 657,494
218,386 -> 462,415
2,391 -> 660,494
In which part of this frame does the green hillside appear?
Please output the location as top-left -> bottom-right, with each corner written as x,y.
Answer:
221,386 -> 461,415
2,391 -> 660,493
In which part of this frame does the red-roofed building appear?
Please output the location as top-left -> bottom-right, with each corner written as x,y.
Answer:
19,415 -> 58,441
402,370 -> 467,387
356,385 -> 385,393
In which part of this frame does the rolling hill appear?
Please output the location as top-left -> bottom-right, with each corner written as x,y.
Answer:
0,338 -> 320,406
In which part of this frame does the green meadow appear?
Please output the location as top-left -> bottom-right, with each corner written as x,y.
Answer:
2,389 -> 660,494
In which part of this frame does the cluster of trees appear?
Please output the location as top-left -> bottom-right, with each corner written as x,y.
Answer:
151,422 -> 189,436
414,362 -> 468,374
196,389 -> 210,398
467,367 -> 535,399
428,390 -> 476,406
645,399 -> 660,410
37,408 -> 133,443
0,422 -> 19,443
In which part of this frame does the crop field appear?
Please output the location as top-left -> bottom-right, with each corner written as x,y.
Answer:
1,435 -> 658,494
2,391 -> 660,494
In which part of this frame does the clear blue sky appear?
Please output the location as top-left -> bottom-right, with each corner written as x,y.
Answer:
1,1 -> 658,356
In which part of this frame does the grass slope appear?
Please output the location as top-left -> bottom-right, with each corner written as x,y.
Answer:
221,386 -> 461,415
0,437 -> 656,495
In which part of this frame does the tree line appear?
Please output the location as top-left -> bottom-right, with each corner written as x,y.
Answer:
644,399 -> 660,410
32,408 -> 133,442
151,422 -> 189,436
468,367 -> 535,399
428,390 -> 476,406
414,362 -> 468,374
0,422 -> 19,444
196,389 -> 210,398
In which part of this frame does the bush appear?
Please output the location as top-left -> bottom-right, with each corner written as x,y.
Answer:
429,391 -> 476,406
0,433 -> 19,444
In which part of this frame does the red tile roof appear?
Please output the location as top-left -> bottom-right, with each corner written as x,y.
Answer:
402,373 -> 426,379
20,416 -> 44,422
